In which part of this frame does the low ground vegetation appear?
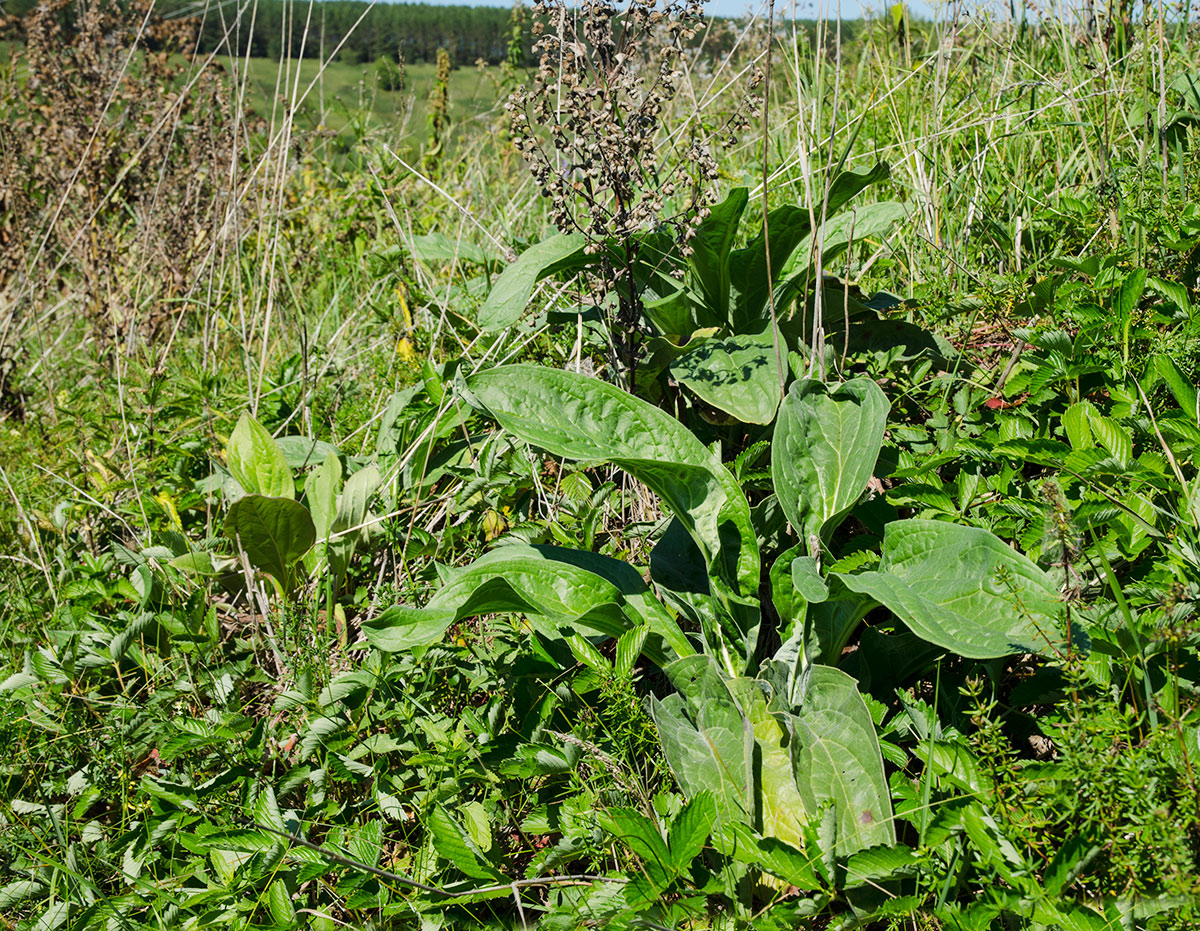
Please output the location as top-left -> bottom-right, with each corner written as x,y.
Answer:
2,0 -> 1200,928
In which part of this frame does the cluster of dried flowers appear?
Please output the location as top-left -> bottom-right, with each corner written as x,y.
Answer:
507,0 -> 722,252
506,0 -> 759,379
0,0 -> 238,346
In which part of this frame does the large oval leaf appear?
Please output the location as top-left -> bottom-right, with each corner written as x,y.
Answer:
226,413 -> 294,499
466,364 -> 760,608
364,544 -> 691,663
649,655 -> 755,835
225,495 -> 315,588
788,664 -> 895,857
671,326 -> 784,425
772,378 -> 889,554
834,519 -> 1062,659
477,233 -> 588,332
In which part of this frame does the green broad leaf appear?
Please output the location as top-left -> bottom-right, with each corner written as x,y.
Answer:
689,187 -> 749,327
330,463 -> 381,577
363,543 -> 691,663
790,556 -> 829,603
792,201 -> 906,279
429,805 -> 504,881
727,678 -> 810,852
667,792 -> 717,874
823,161 -> 892,218
411,231 -> 490,267
649,655 -> 754,833
267,878 -> 296,926
788,664 -> 895,857
168,551 -> 217,576
275,436 -> 341,470
835,519 -> 1061,659
1062,400 -> 1097,450
225,495 -> 316,589
671,326 -> 785,425
729,205 -> 814,331
477,232 -> 588,331
772,377 -> 889,553
227,413 -> 294,499
305,452 -> 342,543
603,808 -> 674,890
467,364 -> 760,641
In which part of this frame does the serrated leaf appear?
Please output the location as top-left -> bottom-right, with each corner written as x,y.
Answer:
1044,833 -> 1102,895
667,792 -> 716,873
1062,400 -> 1097,450
614,626 -> 649,675
267,878 -> 295,926
227,413 -> 294,499
253,784 -> 285,832
0,880 -> 45,909
604,808 -> 674,890
428,806 -> 504,881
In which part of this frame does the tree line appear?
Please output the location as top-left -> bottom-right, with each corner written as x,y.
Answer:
169,0 -> 532,66
1,0 -> 855,71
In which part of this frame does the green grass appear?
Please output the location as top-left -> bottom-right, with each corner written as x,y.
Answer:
224,55 -> 505,145
4,5 -> 1200,929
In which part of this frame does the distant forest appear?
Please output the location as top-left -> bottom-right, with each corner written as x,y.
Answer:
176,1 -> 534,67
1,0 -> 854,69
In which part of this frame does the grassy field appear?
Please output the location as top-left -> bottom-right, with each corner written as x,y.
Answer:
4,3 -> 1200,929
225,55 -> 504,143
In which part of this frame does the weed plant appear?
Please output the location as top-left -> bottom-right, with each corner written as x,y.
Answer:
3,0 -> 1200,928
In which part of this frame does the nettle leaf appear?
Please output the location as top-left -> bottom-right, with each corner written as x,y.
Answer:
225,495 -> 316,589
835,519 -> 1061,659
363,543 -> 691,663
603,808 -> 674,890
671,325 -> 784,425
429,805 -> 504,881
227,413 -> 294,499
788,664 -> 895,857
772,378 -> 889,553
667,792 -> 717,874
477,232 -> 588,331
